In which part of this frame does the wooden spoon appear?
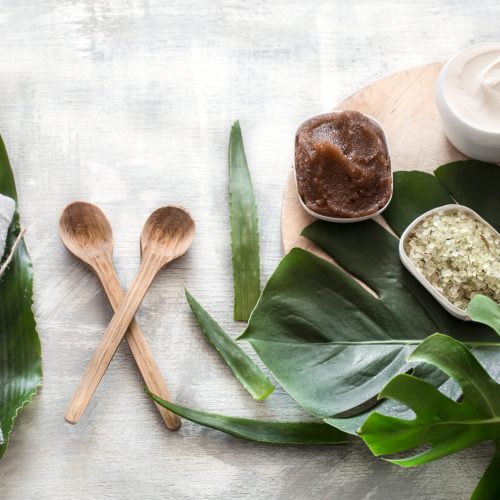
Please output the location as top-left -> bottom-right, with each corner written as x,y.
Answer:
59,202 -> 182,430
63,205 -> 195,424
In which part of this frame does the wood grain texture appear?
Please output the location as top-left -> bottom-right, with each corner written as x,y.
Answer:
90,252 -> 182,430
0,1 -> 498,499
282,63 -> 465,255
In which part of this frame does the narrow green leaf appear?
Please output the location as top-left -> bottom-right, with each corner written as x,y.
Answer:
358,334 -> 500,498
228,121 -> 260,321
186,289 -> 274,400
146,390 -> 349,445
467,295 -> 500,336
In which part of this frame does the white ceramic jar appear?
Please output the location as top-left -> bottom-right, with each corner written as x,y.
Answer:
436,43 -> 500,163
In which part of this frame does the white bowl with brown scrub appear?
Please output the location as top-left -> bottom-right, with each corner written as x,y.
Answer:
294,110 -> 393,223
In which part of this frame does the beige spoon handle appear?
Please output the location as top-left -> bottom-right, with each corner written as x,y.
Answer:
92,255 -> 180,430
65,254 -> 164,424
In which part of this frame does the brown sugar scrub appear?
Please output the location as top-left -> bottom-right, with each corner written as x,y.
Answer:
295,111 -> 392,219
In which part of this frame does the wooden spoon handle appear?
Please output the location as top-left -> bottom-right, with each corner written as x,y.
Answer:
93,256 -> 180,430
65,255 -> 162,424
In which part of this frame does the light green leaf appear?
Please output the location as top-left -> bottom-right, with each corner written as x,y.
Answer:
358,334 -> 500,500
467,295 -> 500,336
185,289 -> 274,400
146,390 -> 349,445
241,162 -> 500,421
228,121 -> 260,321
0,135 -> 42,459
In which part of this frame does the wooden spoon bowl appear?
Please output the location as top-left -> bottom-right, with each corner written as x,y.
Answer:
59,202 -> 113,264
141,206 -> 196,265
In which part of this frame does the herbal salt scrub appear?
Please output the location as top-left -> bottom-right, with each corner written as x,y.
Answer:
404,208 -> 500,311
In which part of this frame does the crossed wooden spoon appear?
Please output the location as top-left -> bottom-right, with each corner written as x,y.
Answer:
59,202 -> 195,428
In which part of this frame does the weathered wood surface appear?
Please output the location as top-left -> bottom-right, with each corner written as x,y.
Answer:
0,1 -> 498,498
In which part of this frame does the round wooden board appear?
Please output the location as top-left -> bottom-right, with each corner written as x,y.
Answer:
281,63 -> 466,257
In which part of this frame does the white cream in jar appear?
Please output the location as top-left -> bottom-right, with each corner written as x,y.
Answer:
444,45 -> 500,131
436,43 -> 500,162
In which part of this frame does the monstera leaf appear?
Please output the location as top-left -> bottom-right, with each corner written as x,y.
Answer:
0,136 -> 42,458
241,161 -> 500,422
359,334 -> 500,500
467,295 -> 500,335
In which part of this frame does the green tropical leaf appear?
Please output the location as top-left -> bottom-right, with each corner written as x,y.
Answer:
467,295 -> 500,336
0,135 -> 42,458
228,121 -> 261,321
435,160 -> 500,232
383,169 -> 453,235
240,161 -> 500,421
146,390 -> 349,445
185,289 -> 274,400
358,334 -> 500,500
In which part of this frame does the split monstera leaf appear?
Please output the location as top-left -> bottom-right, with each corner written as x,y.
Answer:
151,158 -> 499,498
0,136 -> 42,458
241,161 -> 500,424
359,333 -> 500,500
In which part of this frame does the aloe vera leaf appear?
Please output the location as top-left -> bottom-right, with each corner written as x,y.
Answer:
146,390 -> 349,445
228,121 -> 260,321
0,135 -> 42,459
186,289 -> 274,400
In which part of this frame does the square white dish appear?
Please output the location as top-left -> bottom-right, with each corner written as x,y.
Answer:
399,204 -> 499,320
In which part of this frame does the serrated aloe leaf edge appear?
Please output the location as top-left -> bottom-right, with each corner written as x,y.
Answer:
146,389 -> 349,445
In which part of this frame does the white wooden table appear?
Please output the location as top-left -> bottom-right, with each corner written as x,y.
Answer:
1,1 -> 498,498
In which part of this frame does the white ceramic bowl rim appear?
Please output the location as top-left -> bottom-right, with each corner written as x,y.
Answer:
437,43 -> 500,136
399,204 -> 499,320
294,110 -> 393,224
